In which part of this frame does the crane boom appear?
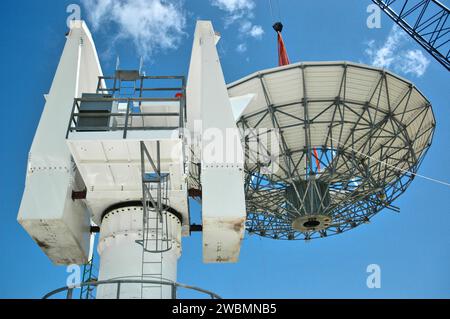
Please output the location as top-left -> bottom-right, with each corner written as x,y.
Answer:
372,0 -> 450,71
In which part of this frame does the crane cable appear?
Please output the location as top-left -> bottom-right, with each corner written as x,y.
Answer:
269,0 -> 290,67
268,0 -> 275,22
268,0 -> 281,22
269,1 -> 319,171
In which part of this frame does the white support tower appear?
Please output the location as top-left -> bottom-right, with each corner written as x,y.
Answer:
18,20 -> 247,299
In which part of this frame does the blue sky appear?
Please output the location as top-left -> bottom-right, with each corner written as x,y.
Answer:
0,0 -> 449,298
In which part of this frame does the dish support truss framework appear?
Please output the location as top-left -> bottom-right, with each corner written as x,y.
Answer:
235,63 -> 435,241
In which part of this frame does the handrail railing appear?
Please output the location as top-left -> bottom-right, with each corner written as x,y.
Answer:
66,97 -> 184,138
43,279 -> 222,300
67,74 -> 186,139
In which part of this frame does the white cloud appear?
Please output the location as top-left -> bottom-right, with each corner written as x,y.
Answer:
82,0 -> 186,59
210,0 -> 264,40
365,26 -> 430,77
236,43 -> 247,53
397,49 -> 430,77
241,21 -> 264,39
211,0 -> 255,13
249,25 -> 264,38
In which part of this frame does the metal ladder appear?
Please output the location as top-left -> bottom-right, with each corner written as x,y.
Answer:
79,256 -> 97,299
112,71 -> 145,128
137,141 -> 173,298
140,249 -> 164,299
119,76 -> 137,128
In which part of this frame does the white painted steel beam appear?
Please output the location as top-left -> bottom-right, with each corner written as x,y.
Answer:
17,21 -> 103,265
187,21 -> 247,263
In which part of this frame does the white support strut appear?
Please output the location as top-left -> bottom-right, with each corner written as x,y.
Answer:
17,21 -> 103,265
187,21 -> 247,263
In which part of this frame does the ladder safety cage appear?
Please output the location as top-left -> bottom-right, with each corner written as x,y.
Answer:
137,141 -> 173,254
66,71 -> 187,138
138,141 -> 174,299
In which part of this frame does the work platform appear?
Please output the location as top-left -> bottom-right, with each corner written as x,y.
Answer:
66,72 -> 190,234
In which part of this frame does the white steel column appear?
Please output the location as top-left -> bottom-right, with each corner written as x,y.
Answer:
17,20 -> 103,265
96,205 -> 182,299
187,21 -> 247,263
